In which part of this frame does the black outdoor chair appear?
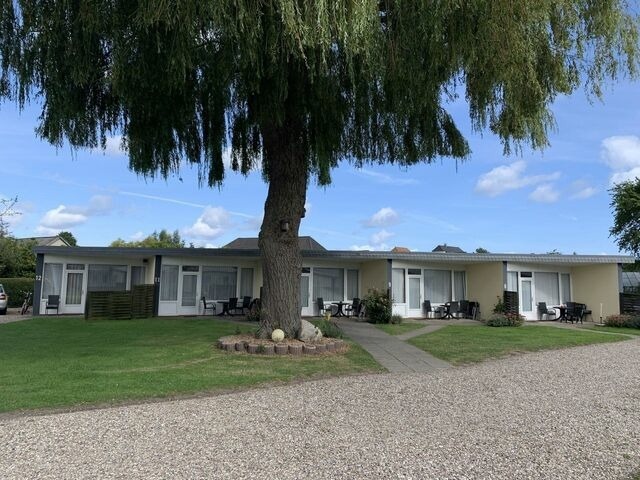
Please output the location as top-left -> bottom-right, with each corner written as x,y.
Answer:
537,302 -> 556,320
423,300 -> 440,319
317,297 -> 329,316
345,298 -> 360,317
201,296 -> 216,315
240,296 -> 252,315
566,302 -> 584,324
45,295 -> 60,315
228,297 -> 244,316
577,303 -> 592,322
458,300 -> 470,318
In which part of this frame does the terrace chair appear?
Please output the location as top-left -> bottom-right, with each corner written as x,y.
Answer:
316,297 -> 330,316
458,300 -> 470,319
566,302 -> 584,324
537,302 -> 556,321
579,303 -> 592,322
228,297 -> 243,316
240,296 -> 252,315
423,300 -> 438,319
201,296 -> 216,315
45,295 -> 60,315
344,298 -> 360,317
448,301 -> 461,319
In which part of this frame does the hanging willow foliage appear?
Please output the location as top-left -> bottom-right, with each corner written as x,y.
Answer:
1,1 -> 637,186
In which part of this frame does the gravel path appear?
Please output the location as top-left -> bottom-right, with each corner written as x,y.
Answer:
1,339 -> 639,479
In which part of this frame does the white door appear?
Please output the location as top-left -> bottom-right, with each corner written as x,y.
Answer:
62,271 -> 85,314
300,272 -> 313,316
179,272 -> 199,315
407,276 -> 423,317
519,278 -> 535,320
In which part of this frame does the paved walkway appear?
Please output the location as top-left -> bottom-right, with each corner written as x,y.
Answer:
339,320 -> 450,373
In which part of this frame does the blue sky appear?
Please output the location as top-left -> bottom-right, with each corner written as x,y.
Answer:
1,79 -> 639,255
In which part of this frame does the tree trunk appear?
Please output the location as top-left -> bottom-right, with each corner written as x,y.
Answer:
257,122 -> 308,339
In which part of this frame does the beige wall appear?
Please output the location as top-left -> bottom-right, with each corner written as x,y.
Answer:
466,262 -> 504,319
360,260 -> 389,294
571,264 -> 620,319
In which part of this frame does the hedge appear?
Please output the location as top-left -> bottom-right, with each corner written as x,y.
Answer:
0,278 -> 34,307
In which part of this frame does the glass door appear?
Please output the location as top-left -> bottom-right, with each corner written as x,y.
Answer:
407,275 -> 423,317
63,272 -> 84,314
300,270 -> 312,316
179,266 -> 200,315
520,278 -> 534,320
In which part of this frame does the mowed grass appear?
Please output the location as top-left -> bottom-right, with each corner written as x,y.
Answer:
408,325 -> 630,365
375,323 -> 426,336
587,326 -> 640,336
0,317 -> 382,413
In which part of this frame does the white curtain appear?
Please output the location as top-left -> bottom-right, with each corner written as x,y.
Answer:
424,269 -> 451,303
507,271 -> 518,292
560,273 -> 571,304
160,265 -> 179,301
346,269 -> 359,300
131,266 -> 146,287
313,268 -> 344,301
392,268 -> 405,303
240,268 -> 254,298
454,271 -> 466,300
42,263 -> 62,299
202,266 -> 238,300
534,272 -> 560,306
88,265 -> 128,291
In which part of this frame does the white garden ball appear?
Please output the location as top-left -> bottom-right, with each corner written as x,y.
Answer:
271,329 -> 285,342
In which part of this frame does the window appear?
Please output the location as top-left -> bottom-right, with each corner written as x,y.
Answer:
454,271 -> 466,300
534,272 -> 559,306
66,263 -> 85,270
560,273 -> 571,304
160,265 -> 179,301
346,269 -> 359,300
131,266 -> 146,287
391,268 -> 405,303
507,271 -> 518,292
202,266 -> 237,300
424,269 -> 451,303
408,268 -> 421,275
240,268 -> 254,297
42,263 -> 63,299
88,265 -> 128,292
182,265 -> 199,272
313,268 -> 344,301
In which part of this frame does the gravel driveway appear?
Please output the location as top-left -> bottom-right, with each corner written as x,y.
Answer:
1,339 -> 638,479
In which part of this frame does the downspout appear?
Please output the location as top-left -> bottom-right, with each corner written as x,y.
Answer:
153,255 -> 162,317
33,253 -> 44,315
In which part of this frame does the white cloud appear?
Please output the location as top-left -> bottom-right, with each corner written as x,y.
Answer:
183,206 -> 231,240
39,205 -> 87,229
130,231 -> 145,241
568,180 -> 597,200
350,244 -> 375,251
355,169 -> 419,186
601,135 -> 640,185
364,207 -> 399,228
371,229 -> 394,246
38,195 -> 114,231
529,184 -> 560,203
475,161 -> 561,197
104,135 -> 126,156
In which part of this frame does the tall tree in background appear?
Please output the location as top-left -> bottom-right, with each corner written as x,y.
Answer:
0,197 -> 19,237
58,231 -> 77,246
610,178 -> 640,255
110,230 -> 186,249
1,2 -> 638,337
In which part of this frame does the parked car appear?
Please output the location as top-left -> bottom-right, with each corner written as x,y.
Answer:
0,284 -> 7,315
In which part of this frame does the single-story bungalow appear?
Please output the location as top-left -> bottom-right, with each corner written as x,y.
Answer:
32,237 -> 633,321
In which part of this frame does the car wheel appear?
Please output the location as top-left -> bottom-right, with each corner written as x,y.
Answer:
0,308 -> 6,315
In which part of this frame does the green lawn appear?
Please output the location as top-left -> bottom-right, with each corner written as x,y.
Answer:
587,326 -> 640,336
408,325 -> 630,365
0,317 -> 382,413
375,323 -> 426,336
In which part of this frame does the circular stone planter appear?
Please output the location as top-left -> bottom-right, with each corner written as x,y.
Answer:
217,335 -> 346,356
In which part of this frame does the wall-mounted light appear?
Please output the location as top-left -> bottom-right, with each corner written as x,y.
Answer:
280,220 -> 290,232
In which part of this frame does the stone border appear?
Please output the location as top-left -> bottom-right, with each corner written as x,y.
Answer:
217,336 -> 346,356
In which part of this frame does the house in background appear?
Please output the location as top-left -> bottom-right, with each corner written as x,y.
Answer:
19,235 -> 71,247
32,237 -> 632,320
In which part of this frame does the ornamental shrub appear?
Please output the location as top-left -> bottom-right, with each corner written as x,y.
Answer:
363,288 -> 392,324
0,278 -> 33,308
313,319 -> 343,338
485,312 -> 524,327
390,314 -> 403,324
604,314 -> 640,329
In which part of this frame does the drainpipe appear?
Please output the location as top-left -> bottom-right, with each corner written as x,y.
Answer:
33,254 -> 45,315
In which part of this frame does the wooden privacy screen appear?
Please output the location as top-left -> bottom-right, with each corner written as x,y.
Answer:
85,285 -> 155,320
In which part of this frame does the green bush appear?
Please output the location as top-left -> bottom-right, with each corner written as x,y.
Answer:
363,288 -> 392,324
0,278 -> 33,307
604,314 -> 640,329
485,312 -> 524,327
390,314 -> 403,324
313,319 -> 343,338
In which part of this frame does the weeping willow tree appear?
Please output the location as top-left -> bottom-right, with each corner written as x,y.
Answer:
1,1 -> 638,337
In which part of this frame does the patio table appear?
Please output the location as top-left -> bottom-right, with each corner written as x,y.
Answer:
217,301 -> 230,316
553,305 -> 567,322
331,302 -> 349,317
